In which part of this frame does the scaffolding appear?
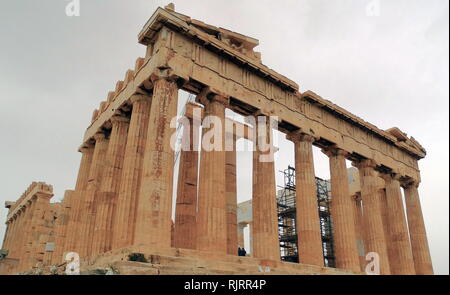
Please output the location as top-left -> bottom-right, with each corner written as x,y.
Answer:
277,166 -> 336,267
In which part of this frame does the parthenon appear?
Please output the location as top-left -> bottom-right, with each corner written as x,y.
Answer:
0,4 -> 433,275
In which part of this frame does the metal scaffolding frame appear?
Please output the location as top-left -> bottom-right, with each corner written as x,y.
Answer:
277,165 -> 336,267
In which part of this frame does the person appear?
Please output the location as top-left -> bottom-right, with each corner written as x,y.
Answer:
238,247 -> 243,256
241,247 -> 247,256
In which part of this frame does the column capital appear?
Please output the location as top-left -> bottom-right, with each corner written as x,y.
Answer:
93,132 -> 107,141
130,94 -> 151,104
286,130 -> 317,143
197,86 -> 230,107
402,179 -> 420,189
110,114 -> 130,125
149,69 -> 186,88
352,158 -> 377,170
321,146 -> 350,158
78,143 -> 94,153
379,172 -> 402,183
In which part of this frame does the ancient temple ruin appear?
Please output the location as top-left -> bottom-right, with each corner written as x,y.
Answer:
0,4 -> 433,275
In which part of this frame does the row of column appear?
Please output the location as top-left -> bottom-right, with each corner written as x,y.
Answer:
59,76 -> 432,275
62,78 -> 178,260
2,192 -> 53,272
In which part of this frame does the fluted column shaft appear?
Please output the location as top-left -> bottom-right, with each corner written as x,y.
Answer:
112,95 -> 152,249
355,159 -> 391,274
78,133 -> 109,257
52,191 -> 73,264
252,117 -> 279,261
382,174 -> 416,274
64,146 -> 94,254
197,97 -> 227,253
404,183 -> 433,274
21,200 -> 38,270
325,148 -> 360,272
225,135 -> 238,255
5,217 -> 17,254
352,194 -> 365,271
92,116 -> 129,255
75,146 -> 95,191
27,193 -> 51,270
291,133 -> 323,266
16,205 -> 31,270
379,188 -> 392,263
135,78 -> 178,248
2,221 -> 11,249
238,223 -> 246,249
174,117 -> 199,250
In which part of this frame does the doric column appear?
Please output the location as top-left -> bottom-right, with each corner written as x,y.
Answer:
77,133 -> 109,258
75,145 -> 95,191
2,221 -> 11,249
403,181 -> 434,275
20,200 -> 36,270
238,223 -> 246,249
249,221 -> 254,256
323,147 -> 360,272
52,191 -> 73,265
26,192 -> 52,270
252,116 -> 279,261
5,217 -> 18,255
225,132 -> 238,255
112,94 -> 152,249
380,173 -> 415,275
196,95 -> 227,253
174,116 -> 199,250
288,132 -> 323,266
352,193 -> 365,271
134,78 -> 178,248
14,207 -> 28,262
92,115 -> 129,255
354,159 -> 391,274
16,210 -> 28,260
64,145 -> 94,254
378,188 -> 392,264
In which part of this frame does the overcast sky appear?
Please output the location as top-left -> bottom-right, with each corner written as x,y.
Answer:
0,0 -> 448,274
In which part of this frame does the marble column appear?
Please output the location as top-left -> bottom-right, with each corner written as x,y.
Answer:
78,133 -> 109,258
324,148 -> 360,272
379,188 -> 392,264
352,193 -> 365,271
290,132 -> 323,266
381,173 -> 415,275
75,145 -> 95,191
404,182 -> 434,275
18,204 -> 33,270
174,117 -> 199,250
28,193 -> 52,269
197,95 -> 227,253
2,221 -> 11,249
92,115 -> 129,255
354,159 -> 391,275
226,133 -> 238,255
135,78 -> 178,248
52,191 -> 73,264
238,223 -> 246,249
112,95 -> 152,249
5,217 -> 17,255
252,116 -> 279,261
64,146 -> 94,254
